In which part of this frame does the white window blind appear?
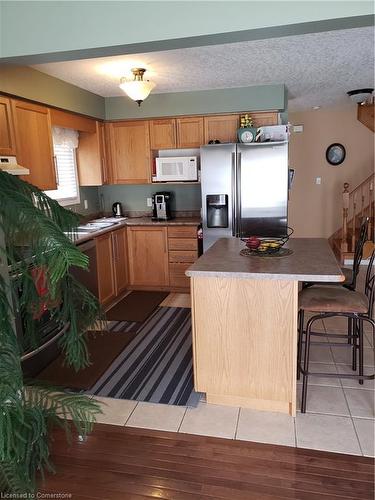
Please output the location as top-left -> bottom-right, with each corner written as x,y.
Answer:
45,131 -> 80,206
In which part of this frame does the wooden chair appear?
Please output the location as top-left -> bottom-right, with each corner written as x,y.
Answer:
297,249 -> 375,413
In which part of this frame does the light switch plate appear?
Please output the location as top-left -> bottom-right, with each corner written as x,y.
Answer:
293,125 -> 304,133
316,177 -> 321,185
146,197 -> 152,207
84,199 -> 88,209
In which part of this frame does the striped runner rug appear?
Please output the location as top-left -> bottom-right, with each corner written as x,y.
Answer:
88,307 -> 202,407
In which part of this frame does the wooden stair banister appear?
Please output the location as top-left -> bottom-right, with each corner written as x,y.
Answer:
369,177 -> 374,240
334,173 -> 374,262
341,182 -> 349,254
357,103 -> 374,132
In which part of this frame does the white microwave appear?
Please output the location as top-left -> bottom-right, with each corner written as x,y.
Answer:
154,156 -> 198,182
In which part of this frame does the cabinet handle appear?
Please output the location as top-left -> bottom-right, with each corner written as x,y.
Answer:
115,233 -> 119,261
112,234 -> 117,262
102,157 -> 107,184
53,155 -> 60,186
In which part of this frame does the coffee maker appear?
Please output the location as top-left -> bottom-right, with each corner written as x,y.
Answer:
152,192 -> 173,221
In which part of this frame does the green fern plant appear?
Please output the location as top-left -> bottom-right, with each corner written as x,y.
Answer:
0,171 -> 102,493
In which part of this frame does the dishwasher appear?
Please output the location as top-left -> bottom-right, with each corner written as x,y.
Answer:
71,239 -> 99,298
21,238 -> 98,377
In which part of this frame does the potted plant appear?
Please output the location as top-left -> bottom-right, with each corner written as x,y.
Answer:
0,171 -> 102,493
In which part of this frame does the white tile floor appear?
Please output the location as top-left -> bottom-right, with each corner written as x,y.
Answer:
90,279 -> 375,458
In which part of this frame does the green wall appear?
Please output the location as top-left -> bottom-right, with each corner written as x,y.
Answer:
105,84 -> 286,120
99,185 -> 202,214
71,187 -> 100,216
1,2 -> 373,62
0,66 -> 105,118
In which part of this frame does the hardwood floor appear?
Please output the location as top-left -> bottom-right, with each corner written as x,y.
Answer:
160,292 -> 191,308
39,423 -> 374,500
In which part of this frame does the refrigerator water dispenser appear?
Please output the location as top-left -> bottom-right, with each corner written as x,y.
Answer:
206,194 -> 228,228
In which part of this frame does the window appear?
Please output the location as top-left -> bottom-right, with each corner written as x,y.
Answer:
45,127 -> 80,206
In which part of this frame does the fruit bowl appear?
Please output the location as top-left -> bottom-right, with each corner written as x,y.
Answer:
257,239 -> 283,253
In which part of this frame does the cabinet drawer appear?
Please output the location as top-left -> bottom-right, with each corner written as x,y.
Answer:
169,263 -> 191,288
168,226 -> 197,239
168,238 -> 197,251
169,250 -> 197,263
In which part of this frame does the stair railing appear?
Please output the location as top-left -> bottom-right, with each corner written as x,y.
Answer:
342,174 -> 375,253
341,183 -> 349,254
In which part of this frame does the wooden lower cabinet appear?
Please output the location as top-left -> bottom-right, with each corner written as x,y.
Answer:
127,226 -> 169,287
96,225 -> 198,298
167,226 -> 198,290
112,227 -> 128,295
96,232 -> 116,304
96,228 -> 128,304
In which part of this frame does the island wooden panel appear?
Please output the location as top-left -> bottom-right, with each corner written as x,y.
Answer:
191,276 -> 298,415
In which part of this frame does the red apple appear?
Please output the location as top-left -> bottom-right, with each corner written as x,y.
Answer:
245,236 -> 261,249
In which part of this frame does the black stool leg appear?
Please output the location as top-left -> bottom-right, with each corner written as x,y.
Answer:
297,310 -> 304,380
347,317 -> 352,345
301,318 -> 312,413
359,319 -> 364,385
352,318 -> 358,371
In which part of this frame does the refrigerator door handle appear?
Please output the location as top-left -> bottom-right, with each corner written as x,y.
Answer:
236,152 -> 242,238
231,152 -> 236,237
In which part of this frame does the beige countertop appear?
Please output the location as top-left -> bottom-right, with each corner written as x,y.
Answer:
186,238 -> 344,282
70,217 -> 201,245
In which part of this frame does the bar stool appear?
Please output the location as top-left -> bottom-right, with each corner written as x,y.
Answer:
297,249 -> 375,413
302,217 -> 370,348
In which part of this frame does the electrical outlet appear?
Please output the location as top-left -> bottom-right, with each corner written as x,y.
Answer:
146,197 -> 152,207
293,125 -> 304,133
316,177 -> 321,185
84,199 -> 88,209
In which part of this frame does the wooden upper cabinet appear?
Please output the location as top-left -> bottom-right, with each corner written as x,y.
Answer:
247,111 -> 279,127
11,99 -> 56,190
77,121 -> 108,186
0,96 -> 17,155
204,114 -> 239,144
127,226 -> 169,287
149,119 -> 176,149
176,116 -> 204,148
107,120 -> 150,184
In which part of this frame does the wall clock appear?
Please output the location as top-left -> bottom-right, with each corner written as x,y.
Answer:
326,143 -> 346,166
238,127 -> 257,143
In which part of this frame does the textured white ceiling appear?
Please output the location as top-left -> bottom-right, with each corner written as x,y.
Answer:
32,27 -> 374,111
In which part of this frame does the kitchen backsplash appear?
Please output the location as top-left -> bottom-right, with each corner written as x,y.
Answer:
67,184 -> 202,219
98,184 -> 202,214
69,186 -> 100,215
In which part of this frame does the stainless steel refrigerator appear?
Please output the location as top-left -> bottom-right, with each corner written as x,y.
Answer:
200,142 -> 288,251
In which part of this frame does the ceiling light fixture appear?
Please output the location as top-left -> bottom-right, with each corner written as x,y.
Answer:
119,68 -> 155,107
347,88 -> 374,105
312,106 -> 321,110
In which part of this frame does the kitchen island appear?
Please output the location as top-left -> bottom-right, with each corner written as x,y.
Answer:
186,238 -> 344,416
